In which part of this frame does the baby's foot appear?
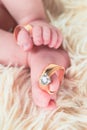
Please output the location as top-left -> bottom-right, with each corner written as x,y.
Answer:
28,46 -> 70,109
14,20 -> 63,51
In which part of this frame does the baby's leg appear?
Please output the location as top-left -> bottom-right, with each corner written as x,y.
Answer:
0,30 -> 28,66
28,46 -> 70,109
1,0 -> 46,24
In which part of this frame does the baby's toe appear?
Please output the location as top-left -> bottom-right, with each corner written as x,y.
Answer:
55,30 -> 63,49
32,26 -> 43,46
49,29 -> 63,49
42,26 -> 51,45
49,30 -> 58,48
32,82 -> 51,107
17,28 -> 33,51
46,100 -> 57,110
49,74 -> 60,93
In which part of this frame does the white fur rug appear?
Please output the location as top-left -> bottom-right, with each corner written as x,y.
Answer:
0,0 -> 87,129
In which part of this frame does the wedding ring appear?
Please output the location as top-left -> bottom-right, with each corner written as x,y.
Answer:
14,24 -> 32,40
39,64 -> 65,94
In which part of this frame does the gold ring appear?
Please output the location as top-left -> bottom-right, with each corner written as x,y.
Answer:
14,24 -> 32,40
39,64 -> 65,94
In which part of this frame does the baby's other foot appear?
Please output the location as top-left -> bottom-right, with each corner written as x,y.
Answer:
30,20 -> 63,49
14,20 -> 63,51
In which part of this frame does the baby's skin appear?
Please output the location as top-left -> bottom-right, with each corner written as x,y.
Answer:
0,0 -> 70,109
0,29 -> 69,109
15,20 -> 63,51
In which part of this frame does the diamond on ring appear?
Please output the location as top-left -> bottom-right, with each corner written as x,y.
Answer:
40,72 -> 51,86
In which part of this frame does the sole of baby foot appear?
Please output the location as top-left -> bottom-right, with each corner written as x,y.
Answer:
27,46 -> 70,108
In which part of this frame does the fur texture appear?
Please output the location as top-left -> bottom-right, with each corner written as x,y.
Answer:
0,0 -> 87,129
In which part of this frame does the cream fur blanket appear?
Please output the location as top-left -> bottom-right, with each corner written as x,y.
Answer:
0,0 -> 87,130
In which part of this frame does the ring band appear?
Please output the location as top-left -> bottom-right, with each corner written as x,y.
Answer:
39,64 -> 65,94
14,24 -> 32,40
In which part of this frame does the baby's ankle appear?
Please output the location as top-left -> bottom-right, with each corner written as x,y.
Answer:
18,15 -> 47,25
